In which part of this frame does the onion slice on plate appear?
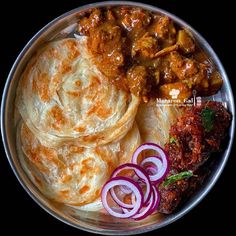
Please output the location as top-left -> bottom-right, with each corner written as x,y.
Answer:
122,185 -> 160,220
111,163 -> 152,205
132,143 -> 169,183
119,185 -> 133,195
141,156 -> 168,183
123,190 -> 154,220
101,177 -> 143,218
145,165 -> 158,175
149,185 -> 160,215
101,143 -> 168,220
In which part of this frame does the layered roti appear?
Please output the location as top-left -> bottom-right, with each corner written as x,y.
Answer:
136,100 -> 183,147
17,122 -> 141,206
17,38 -> 140,148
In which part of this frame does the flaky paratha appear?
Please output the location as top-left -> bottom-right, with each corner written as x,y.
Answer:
136,100 -> 183,147
17,121 -> 141,207
17,38 -> 139,148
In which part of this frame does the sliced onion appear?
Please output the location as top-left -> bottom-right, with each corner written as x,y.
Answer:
132,193 -> 154,220
123,186 -> 158,220
127,191 -> 154,220
145,165 -> 158,175
110,185 -> 134,209
149,185 -> 160,215
101,177 -> 143,218
119,185 -> 132,194
132,143 -> 169,183
101,143 -> 168,220
141,156 -> 168,183
111,163 -> 152,205
132,143 -> 168,164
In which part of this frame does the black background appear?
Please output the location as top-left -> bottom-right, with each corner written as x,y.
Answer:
0,0 -> 235,235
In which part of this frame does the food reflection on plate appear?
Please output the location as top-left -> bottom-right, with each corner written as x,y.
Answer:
15,6 -> 232,220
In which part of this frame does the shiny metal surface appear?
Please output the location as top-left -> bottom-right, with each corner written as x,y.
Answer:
1,1 -> 235,235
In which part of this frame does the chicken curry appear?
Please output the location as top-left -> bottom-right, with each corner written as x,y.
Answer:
76,6 -> 222,102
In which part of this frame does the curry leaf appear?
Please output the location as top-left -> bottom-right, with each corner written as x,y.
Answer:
162,171 -> 195,187
169,137 -> 176,144
201,107 -> 215,132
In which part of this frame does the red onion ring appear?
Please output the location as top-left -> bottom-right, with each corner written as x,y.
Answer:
110,186 -> 134,209
132,143 -> 169,183
119,185 -> 132,194
111,163 -> 152,205
126,191 -> 154,220
149,185 -> 160,215
101,177 -> 143,218
141,156 -> 168,183
101,143 -> 167,220
145,165 -> 158,175
122,186 -> 160,220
